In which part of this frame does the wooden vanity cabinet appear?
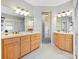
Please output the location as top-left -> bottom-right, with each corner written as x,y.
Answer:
31,34 -> 40,51
2,33 -> 40,59
54,33 -> 73,53
2,37 -> 20,59
21,36 -> 30,56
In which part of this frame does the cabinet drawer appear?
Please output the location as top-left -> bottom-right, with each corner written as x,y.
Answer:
54,33 -> 59,35
31,38 -> 40,42
59,34 -> 65,38
66,34 -> 73,39
21,36 -> 30,42
66,38 -> 72,41
3,38 -> 14,45
21,39 -> 30,43
14,37 -> 20,43
35,34 -> 40,37
54,34 -> 60,38
31,36 -> 40,40
31,34 -> 40,38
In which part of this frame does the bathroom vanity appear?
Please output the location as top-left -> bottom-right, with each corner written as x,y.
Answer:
54,11 -> 73,53
2,32 -> 40,59
54,32 -> 73,53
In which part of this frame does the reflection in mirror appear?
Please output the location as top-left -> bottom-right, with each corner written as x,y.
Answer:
56,11 -> 73,33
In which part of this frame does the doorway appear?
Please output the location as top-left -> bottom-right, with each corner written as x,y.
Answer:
41,12 -> 52,44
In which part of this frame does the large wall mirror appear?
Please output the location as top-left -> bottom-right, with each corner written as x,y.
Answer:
56,11 -> 73,33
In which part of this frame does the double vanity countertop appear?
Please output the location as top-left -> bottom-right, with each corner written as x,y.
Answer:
54,31 -> 73,35
1,32 -> 40,39
2,31 -> 73,39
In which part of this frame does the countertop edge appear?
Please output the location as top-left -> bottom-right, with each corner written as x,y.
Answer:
1,32 -> 40,39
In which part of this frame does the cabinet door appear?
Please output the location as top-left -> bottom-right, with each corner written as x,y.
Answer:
14,44 -> 20,59
3,38 -> 20,59
21,43 -> 30,56
3,44 -> 14,59
65,38 -> 73,53
21,36 -> 30,56
60,38 -> 66,50
3,38 -> 14,59
59,34 -> 66,50
14,38 -> 20,59
31,34 -> 40,51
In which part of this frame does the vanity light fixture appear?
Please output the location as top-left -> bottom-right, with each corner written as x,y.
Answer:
57,10 -> 72,17
15,7 -> 30,16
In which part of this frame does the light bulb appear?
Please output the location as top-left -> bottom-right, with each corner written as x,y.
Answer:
20,10 -> 25,15
66,11 -> 71,16
15,8 -> 21,14
24,12 -> 30,16
70,10 -> 72,13
58,14 -> 61,17
62,12 -> 66,17
45,14 -> 49,16
66,10 -> 72,16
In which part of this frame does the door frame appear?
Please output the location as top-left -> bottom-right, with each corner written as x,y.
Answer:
41,11 -> 52,44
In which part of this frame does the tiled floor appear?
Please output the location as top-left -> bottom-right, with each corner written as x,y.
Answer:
21,44 -> 73,59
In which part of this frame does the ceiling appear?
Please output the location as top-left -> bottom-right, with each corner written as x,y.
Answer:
1,0 -> 32,18
24,0 -> 71,6
1,5 -> 24,18
1,0 -> 72,17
